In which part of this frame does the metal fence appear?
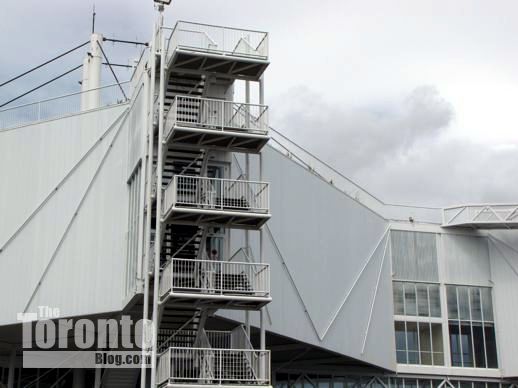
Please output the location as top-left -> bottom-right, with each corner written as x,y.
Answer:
443,204 -> 518,227
163,175 -> 270,215
158,329 -> 232,352
157,347 -> 271,386
165,95 -> 269,140
166,21 -> 269,60
0,83 -> 129,130
160,258 -> 270,299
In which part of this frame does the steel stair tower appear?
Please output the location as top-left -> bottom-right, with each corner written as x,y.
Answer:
142,19 -> 272,388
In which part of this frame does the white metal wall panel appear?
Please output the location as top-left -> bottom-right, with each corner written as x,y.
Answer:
0,105 -> 130,324
223,146 -> 395,371
127,84 -> 145,175
487,231 -> 518,378
442,234 -> 492,286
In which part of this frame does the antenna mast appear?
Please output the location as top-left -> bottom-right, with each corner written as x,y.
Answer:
92,4 -> 96,33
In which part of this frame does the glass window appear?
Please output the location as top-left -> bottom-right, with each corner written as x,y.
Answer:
460,323 -> 474,367
481,288 -> 494,322
406,322 -> 419,364
429,285 -> 441,317
447,285 -> 498,369
391,378 -> 404,388
393,282 -> 405,315
417,285 -> 430,317
447,286 -> 458,319
393,281 -> 441,318
458,287 -> 470,320
470,288 -> 482,321
450,322 -> 462,367
395,321 -> 407,363
404,284 -> 417,316
395,321 -> 444,366
431,323 -> 444,365
484,323 -> 498,368
419,323 -> 432,365
472,322 -> 486,368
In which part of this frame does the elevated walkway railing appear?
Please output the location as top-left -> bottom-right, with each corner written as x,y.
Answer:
442,204 -> 518,228
165,95 -> 269,140
159,258 -> 270,300
267,128 -> 443,223
163,175 -> 270,215
157,347 -> 271,386
0,82 -> 130,130
165,21 -> 269,61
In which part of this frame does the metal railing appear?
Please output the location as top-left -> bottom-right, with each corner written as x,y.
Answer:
165,95 -> 269,140
159,330 -> 232,352
0,82 -> 130,130
157,347 -> 271,386
264,127 -> 443,224
443,204 -> 518,227
165,21 -> 269,61
159,258 -> 270,299
163,175 -> 270,215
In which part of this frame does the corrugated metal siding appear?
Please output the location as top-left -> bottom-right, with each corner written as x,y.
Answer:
127,84 -> 145,176
391,230 -> 439,282
0,105 -> 132,324
223,146 -> 395,371
487,232 -> 518,378
442,234 -> 491,286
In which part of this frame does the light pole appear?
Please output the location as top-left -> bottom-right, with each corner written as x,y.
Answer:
148,1 -> 171,387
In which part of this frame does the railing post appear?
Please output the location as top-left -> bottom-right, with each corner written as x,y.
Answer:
221,100 -> 224,131
168,348 -> 172,383
172,176 -> 178,208
174,258 -> 175,292
218,349 -> 222,385
220,261 -> 223,295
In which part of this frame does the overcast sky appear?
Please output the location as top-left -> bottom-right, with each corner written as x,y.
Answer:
1,0 -> 518,206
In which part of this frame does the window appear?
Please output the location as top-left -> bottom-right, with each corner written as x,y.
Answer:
393,282 -> 441,318
447,285 -> 498,368
126,164 -> 142,295
395,321 -> 444,365
393,280 -> 443,366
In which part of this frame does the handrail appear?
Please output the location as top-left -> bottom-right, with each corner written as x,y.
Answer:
0,82 -> 130,113
174,20 -> 268,36
165,21 -> 269,60
0,82 -> 130,131
158,346 -> 271,385
442,204 -> 518,227
163,175 -> 270,215
165,96 -> 269,142
173,94 -> 268,108
160,257 -> 270,299
180,28 -> 217,46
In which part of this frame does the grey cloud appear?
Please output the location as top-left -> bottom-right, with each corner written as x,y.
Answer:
271,85 -> 517,206
271,85 -> 453,172
356,138 -> 518,206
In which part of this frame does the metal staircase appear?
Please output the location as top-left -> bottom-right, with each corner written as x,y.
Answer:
146,19 -> 272,388
102,369 -> 141,388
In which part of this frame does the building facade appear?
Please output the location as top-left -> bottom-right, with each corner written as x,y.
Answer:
0,13 -> 517,388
